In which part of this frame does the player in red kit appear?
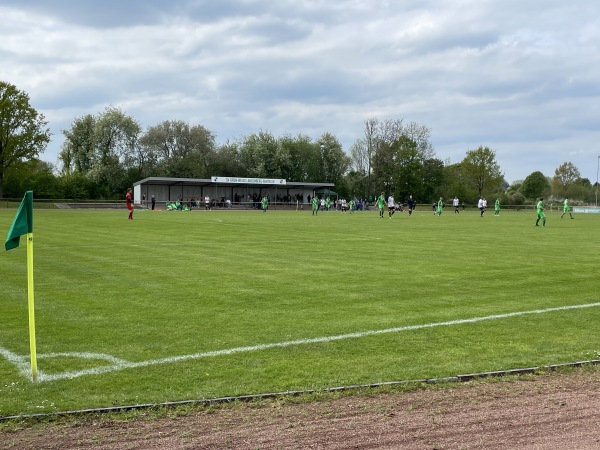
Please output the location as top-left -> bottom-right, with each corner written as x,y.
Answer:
126,188 -> 134,220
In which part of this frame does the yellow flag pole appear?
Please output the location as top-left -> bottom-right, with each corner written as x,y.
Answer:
26,232 -> 38,382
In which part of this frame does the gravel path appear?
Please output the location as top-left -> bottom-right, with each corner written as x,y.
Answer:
2,370 -> 599,449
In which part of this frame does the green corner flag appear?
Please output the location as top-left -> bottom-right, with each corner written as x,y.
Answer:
4,190 -> 38,382
5,191 -> 33,251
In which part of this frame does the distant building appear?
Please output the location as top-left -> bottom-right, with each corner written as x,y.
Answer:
133,176 -> 334,207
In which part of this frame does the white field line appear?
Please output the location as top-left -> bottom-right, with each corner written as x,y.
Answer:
1,302 -> 599,383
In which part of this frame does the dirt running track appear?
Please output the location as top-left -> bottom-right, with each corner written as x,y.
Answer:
2,370 -> 599,449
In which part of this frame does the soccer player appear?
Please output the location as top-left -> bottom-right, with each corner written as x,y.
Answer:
325,197 -> 331,211
377,191 -> 386,218
126,188 -> 134,220
125,188 -> 133,220
453,196 -> 460,214
478,196 -> 485,217
561,197 -> 574,219
407,195 -> 415,216
436,197 -> 443,216
387,193 -> 395,218
312,196 -> 319,215
261,195 -> 268,212
494,198 -> 500,216
535,197 -> 546,227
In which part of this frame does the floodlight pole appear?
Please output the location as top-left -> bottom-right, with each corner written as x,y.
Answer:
596,155 -> 599,207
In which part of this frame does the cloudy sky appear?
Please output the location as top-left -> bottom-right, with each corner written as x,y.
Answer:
2,0 -> 599,184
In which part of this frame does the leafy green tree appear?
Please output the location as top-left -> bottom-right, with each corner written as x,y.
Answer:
460,146 -> 504,197
342,170 -> 368,199
566,177 -> 593,203
349,139 -> 368,176
371,140 -> 394,194
85,107 -> 141,198
238,130 -> 280,178
361,118 -> 379,195
347,139 -> 371,197
521,171 -> 550,200
366,117 -> 437,199
421,158 -> 445,202
3,159 -> 61,198
507,180 -> 523,197
360,118 -> 406,195
440,163 -> 475,204
138,120 -> 215,178
60,172 -> 94,199
0,81 -> 51,198
317,133 -> 350,186
59,114 -> 96,175
278,134 -> 314,182
511,191 -> 526,206
403,121 -> 435,161
304,142 -> 323,182
552,161 -> 581,198
59,108 -> 143,198
212,142 -> 244,177
389,136 -> 421,200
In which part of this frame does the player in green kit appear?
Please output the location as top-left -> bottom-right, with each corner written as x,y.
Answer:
494,198 -> 500,216
312,196 -> 319,215
535,197 -> 546,227
561,197 -> 574,219
325,197 -> 331,211
261,195 -> 268,212
436,197 -> 443,216
349,199 -> 355,213
377,192 -> 386,218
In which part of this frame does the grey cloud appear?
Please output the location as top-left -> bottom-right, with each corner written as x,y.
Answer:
2,0 -> 600,182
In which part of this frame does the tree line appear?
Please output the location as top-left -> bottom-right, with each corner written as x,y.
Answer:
1,81 -> 596,204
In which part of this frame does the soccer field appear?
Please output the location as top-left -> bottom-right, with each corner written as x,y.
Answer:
1,207 -> 598,417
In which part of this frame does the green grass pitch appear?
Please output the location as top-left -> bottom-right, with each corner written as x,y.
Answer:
0,207 -> 598,416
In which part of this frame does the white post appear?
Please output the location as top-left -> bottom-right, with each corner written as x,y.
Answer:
596,156 -> 600,206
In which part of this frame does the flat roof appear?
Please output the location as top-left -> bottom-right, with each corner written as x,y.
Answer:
134,177 -> 334,190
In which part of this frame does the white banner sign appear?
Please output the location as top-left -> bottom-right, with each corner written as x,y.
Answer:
211,176 -> 286,185
573,207 -> 600,214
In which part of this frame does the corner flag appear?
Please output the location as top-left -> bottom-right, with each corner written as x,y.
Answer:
5,191 -> 33,250
5,191 -> 38,382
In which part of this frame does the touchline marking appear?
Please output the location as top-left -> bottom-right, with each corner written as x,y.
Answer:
1,302 -> 599,383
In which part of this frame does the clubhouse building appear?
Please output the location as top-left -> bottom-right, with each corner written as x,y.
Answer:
133,176 -> 335,207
